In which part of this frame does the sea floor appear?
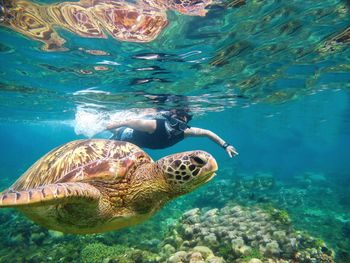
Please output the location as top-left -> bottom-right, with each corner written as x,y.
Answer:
0,170 -> 348,262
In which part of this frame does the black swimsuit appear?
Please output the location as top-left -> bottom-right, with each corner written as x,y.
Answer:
113,119 -> 184,149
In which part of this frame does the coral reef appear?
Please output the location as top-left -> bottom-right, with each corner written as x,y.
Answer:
161,204 -> 334,262
81,242 -> 159,263
0,170 -> 347,262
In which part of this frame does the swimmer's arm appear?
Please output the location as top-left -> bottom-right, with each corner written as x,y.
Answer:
106,119 -> 156,134
184,127 -> 238,157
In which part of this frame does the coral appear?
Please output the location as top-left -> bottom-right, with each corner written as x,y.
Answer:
0,172 -> 344,262
167,251 -> 187,263
240,248 -> 263,262
81,243 -> 126,263
163,204 -> 334,262
166,247 -> 224,263
81,243 -> 159,263
264,206 -> 291,225
192,246 -> 214,259
217,243 -> 232,257
162,244 -> 176,257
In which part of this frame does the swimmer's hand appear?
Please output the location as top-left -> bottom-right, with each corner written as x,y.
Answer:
226,145 -> 239,158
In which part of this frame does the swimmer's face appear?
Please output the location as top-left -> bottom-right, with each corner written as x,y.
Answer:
173,115 -> 186,122
181,116 -> 188,122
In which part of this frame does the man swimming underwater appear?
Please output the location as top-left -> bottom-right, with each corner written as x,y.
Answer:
107,109 -> 238,158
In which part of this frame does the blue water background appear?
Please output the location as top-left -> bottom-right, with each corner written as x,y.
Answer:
1,0 -> 350,261
1,89 -> 349,186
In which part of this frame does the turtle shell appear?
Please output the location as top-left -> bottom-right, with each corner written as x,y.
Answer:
10,139 -> 153,192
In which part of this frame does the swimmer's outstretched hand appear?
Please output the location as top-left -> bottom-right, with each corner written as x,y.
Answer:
226,145 -> 239,158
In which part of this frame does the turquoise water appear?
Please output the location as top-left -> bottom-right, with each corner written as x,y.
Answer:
1,0 -> 350,262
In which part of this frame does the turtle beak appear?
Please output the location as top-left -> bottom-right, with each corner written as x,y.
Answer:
209,157 -> 218,171
202,153 -> 218,173
203,157 -> 218,182
202,156 -> 218,183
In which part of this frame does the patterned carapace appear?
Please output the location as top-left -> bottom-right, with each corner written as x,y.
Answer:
0,139 -> 217,234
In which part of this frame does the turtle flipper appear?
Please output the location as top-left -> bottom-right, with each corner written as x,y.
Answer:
0,182 -> 101,208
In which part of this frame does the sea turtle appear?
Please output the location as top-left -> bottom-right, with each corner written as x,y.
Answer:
0,0 -> 213,51
0,139 -> 217,234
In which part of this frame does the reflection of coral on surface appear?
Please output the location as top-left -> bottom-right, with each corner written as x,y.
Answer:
318,26 -> 350,53
0,0 -> 213,51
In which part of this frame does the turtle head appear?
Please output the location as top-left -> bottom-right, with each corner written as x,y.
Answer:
157,150 -> 218,196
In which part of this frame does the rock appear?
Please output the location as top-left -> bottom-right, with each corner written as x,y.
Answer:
180,240 -> 191,250
231,237 -> 252,257
262,234 -> 272,244
251,240 -> 259,247
204,209 -> 219,218
248,259 -> 262,263
273,230 -> 286,241
203,233 -> 219,247
175,236 -> 184,247
227,231 -> 237,240
231,206 -> 242,214
233,245 -> 252,257
231,238 -> 244,248
164,234 -> 183,249
193,246 -> 214,260
168,251 -> 187,263
187,215 -> 201,224
183,208 -> 200,218
189,252 -> 204,263
206,256 -> 225,263
184,226 -> 194,238
48,230 -> 64,239
264,241 -> 281,257
162,244 -> 176,256
193,224 -> 202,234
206,216 -> 219,224
289,237 -> 297,249
200,228 -> 210,236
245,233 -> 256,241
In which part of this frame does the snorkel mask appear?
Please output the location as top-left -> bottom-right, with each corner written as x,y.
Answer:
168,116 -> 190,131
162,109 -> 192,131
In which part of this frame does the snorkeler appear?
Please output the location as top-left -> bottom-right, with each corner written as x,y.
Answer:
107,109 -> 238,158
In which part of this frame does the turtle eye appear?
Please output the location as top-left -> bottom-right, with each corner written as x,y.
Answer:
190,156 -> 206,167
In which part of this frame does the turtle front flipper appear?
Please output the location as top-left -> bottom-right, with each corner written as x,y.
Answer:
0,182 -> 101,208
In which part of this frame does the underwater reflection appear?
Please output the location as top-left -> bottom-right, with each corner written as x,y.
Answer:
0,0 -> 213,51
319,25 -> 350,53
130,77 -> 171,85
